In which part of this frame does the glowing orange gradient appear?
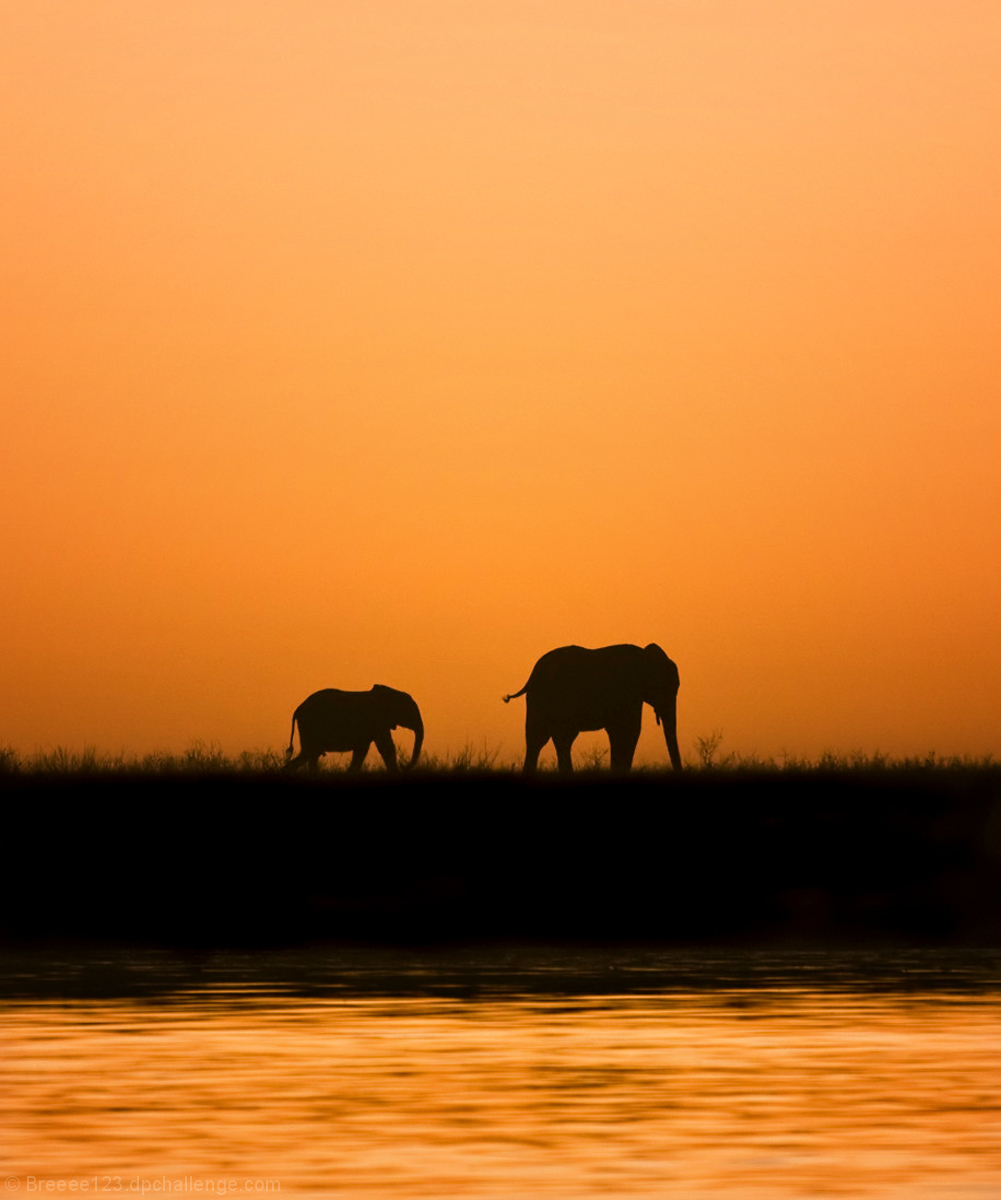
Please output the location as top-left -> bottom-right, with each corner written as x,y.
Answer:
2,2 -> 999,762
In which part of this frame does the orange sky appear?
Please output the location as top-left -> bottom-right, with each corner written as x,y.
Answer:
2,1 -> 999,764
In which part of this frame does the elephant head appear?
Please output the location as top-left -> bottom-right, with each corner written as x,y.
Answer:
373,684 -> 424,769
639,643 -> 682,771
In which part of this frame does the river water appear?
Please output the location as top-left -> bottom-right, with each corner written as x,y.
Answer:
1,948 -> 999,1198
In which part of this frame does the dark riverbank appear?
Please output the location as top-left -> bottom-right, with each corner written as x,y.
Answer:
2,767 -> 1000,947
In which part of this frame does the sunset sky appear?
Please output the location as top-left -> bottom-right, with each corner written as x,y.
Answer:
3,1 -> 999,764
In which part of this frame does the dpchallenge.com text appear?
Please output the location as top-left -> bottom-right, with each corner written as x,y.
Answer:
9,1180 -> 279,1194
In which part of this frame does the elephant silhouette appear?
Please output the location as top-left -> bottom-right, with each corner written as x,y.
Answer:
285,685 -> 424,772
504,643 -> 682,773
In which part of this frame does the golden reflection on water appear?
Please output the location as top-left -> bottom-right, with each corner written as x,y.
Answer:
2,989 -> 1000,1199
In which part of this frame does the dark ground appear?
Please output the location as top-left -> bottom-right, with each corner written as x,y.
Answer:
2,768 -> 1000,948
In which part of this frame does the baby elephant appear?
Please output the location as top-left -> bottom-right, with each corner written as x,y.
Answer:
285,685 -> 424,772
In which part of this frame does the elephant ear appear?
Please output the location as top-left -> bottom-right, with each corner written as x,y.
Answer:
643,643 -> 679,686
370,684 -> 398,727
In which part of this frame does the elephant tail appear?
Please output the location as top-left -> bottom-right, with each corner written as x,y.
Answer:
502,685 -> 528,704
287,711 -> 298,757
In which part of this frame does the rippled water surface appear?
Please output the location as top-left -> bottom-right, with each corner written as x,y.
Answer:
2,949 -> 1000,1198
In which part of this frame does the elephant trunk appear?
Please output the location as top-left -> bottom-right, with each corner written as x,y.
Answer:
659,699 -> 683,771
403,713 -> 424,769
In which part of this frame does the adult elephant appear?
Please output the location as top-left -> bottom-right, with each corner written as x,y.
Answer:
285,685 -> 424,772
503,643 -> 682,773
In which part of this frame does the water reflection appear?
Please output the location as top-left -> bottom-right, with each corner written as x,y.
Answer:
1,950 -> 1000,1198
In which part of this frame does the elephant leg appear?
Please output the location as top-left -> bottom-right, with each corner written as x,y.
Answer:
285,743 -> 320,772
287,743 -> 322,772
523,716 -> 549,772
607,715 -> 642,772
374,730 -> 398,771
552,731 -> 576,774
348,742 -> 371,771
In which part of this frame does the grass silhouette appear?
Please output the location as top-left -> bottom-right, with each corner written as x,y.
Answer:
2,736 -> 998,949
0,740 -> 994,778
